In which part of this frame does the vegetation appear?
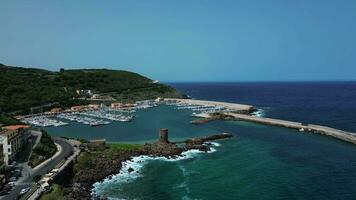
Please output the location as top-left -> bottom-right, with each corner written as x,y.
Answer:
29,130 -> 57,167
74,143 -> 142,173
38,142 -> 142,199
0,63 -> 185,114
40,184 -> 67,200
106,143 -> 142,151
0,114 -> 23,126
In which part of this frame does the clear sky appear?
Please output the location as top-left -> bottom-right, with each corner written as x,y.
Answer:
0,0 -> 355,82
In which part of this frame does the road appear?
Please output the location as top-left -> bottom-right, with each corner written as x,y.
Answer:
1,137 -> 74,200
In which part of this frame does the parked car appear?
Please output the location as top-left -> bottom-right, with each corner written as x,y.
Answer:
8,182 -> 16,187
19,187 -> 30,195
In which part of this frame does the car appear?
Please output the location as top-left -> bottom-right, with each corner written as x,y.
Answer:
19,187 -> 30,195
8,182 -> 16,187
9,177 -> 17,182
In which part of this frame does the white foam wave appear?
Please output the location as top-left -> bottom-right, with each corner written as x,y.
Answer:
92,142 -> 221,198
209,142 -> 221,147
252,108 -> 265,117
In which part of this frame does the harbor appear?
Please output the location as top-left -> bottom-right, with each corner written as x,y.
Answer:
21,116 -> 68,127
18,98 -> 356,145
19,100 -> 158,127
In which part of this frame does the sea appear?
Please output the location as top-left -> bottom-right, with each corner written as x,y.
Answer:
45,82 -> 356,200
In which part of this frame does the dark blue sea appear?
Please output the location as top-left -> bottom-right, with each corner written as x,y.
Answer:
170,82 -> 356,132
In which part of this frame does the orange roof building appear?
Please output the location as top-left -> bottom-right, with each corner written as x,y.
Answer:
2,125 -> 30,131
0,124 -> 29,165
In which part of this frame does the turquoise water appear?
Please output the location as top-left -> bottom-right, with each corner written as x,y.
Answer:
45,105 -> 220,142
46,105 -> 356,200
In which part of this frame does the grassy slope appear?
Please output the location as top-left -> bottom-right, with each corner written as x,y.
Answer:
74,143 -> 142,173
40,143 -> 142,200
0,63 -> 185,114
29,130 -> 57,167
40,184 -> 67,200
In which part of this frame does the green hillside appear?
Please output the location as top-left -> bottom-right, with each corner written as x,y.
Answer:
0,63 -> 185,114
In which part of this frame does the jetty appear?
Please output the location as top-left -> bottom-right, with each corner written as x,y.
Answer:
164,98 -> 254,114
195,112 -> 356,145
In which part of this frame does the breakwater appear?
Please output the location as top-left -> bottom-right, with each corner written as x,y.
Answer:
164,98 -> 254,114
195,112 -> 356,145
231,113 -> 356,144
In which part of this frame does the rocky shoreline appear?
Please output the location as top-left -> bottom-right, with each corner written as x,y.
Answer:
191,112 -> 236,124
65,132 -> 233,199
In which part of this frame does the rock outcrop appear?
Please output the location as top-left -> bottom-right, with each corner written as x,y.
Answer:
65,133 -> 233,199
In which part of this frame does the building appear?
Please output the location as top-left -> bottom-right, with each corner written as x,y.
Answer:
90,94 -> 115,101
110,102 -> 123,108
70,105 -> 88,112
158,128 -> 169,143
0,125 -> 30,165
76,89 -> 92,97
0,143 -> 4,172
50,107 -> 62,113
88,104 -> 100,109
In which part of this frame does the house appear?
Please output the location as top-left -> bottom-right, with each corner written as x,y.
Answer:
88,104 -> 100,109
70,105 -> 88,112
0,125 -> 30,165
76,89 -> 92,97
91,94 -> 114,101
110,102 -> 123,108
50,107 -> 62,113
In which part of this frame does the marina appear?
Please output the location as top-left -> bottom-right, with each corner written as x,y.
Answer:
56,113 -> 111,126
164,99 -> 234,115
20,100 -> 155,127
135,100 -> 159,109
19,98 -> 356,145
21,116 -> 68,127
79,110 -> 133,122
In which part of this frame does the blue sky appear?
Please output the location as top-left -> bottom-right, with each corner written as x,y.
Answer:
0,0 -> 355,82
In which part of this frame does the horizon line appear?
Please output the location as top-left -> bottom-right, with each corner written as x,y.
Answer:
163,80 -> 356,83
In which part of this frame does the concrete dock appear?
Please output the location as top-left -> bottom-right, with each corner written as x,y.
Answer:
194,112 -> 356,145
167,98 -> 356,145
164,98 -> 254,114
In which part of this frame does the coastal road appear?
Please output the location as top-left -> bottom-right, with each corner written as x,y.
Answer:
1,137 -> 74,200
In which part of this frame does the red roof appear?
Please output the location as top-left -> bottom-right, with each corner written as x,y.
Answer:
3,125 -> 30,131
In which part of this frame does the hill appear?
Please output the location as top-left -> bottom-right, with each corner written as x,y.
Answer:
0,63 -> 185,114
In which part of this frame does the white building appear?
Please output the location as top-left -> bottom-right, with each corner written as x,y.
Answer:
0,125 -> 29,165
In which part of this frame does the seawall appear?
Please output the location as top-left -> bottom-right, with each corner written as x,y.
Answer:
164,98 -> 254,114
185,100 -> 356,145
215,112 -> 356,145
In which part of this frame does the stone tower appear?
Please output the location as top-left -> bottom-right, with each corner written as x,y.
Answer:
159,128 -> 169,143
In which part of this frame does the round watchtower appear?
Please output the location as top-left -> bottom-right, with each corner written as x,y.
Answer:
159,128 -> 169,143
